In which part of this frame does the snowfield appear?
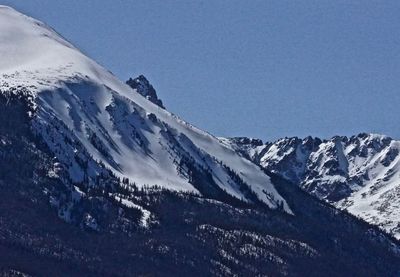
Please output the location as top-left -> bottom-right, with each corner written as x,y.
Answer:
0,6 -> 291,213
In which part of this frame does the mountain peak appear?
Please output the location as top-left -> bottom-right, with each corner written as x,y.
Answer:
0,7 -> 291,213
126,75 -> 165,109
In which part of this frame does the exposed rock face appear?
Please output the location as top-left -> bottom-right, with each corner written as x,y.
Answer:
126,75 -> 165,109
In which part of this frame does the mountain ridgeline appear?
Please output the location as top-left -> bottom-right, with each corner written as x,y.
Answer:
226,134 -> 400,239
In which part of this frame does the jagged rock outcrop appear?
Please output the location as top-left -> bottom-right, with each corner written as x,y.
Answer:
126,75 -> 165,109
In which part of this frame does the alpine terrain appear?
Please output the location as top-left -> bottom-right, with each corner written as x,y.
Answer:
0,6 -> 399,276
226,134 -> 400,239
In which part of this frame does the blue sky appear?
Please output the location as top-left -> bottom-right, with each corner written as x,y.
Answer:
4,0 -> 400,141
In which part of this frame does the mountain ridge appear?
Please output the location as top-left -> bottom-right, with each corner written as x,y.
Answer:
225,133 -> 400,239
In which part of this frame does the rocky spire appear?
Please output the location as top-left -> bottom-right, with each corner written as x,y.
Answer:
126,75 -> 165,109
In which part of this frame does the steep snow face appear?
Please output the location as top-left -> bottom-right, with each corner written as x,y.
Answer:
0,6 -> 290,212
226,134 -> 400,239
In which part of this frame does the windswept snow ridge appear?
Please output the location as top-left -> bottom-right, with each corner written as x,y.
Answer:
0,6 -> 290,213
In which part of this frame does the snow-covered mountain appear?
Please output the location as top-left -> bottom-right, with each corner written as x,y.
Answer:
0,5 -> 290,213
225,133 -> 400,239
1,6 -> 400,275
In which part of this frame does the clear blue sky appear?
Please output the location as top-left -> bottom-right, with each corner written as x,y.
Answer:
4,1 -> 400,141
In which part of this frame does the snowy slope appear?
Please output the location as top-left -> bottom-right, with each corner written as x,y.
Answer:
0,6 -> 290,212
225,134 -> 400,239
